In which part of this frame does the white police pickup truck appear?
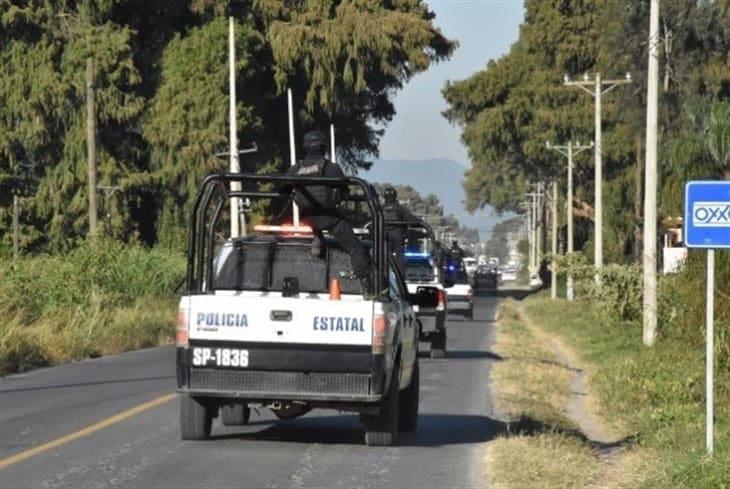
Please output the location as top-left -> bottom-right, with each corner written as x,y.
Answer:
176,173 -> 438,446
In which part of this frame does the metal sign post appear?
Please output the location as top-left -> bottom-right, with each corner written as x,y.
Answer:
684,180 -> 730,455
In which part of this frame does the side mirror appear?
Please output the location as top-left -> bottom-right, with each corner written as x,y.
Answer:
410,286 -> 440,308
442,279 -> 455,288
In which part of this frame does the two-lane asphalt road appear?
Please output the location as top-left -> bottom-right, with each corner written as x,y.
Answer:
1,294 -> 502,489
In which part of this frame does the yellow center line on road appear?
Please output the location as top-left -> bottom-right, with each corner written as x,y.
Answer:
0,392 -> 177,470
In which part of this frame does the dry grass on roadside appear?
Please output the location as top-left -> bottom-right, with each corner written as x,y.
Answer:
0,240 -> 184,375
490,305 -> 574,428
0,295 -> 177,374
484,433 -> 599,489
484,301 -> 601,488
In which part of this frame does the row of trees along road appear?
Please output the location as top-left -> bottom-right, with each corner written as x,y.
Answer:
0,1 -> 455,253
443,0 -> 730,265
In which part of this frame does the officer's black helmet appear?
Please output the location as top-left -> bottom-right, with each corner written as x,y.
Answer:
303,130 -> 326,156
383,186 -> 397,204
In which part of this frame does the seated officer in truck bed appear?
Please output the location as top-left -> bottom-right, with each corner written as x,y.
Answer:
286,130 -> 373,295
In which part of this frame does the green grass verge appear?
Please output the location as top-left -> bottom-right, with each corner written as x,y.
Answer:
0,238 -> 185,375
524,295 -> 730,488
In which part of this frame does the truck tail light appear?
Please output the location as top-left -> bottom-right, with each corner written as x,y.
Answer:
372,314 -> 387,354
467,289 -> 474,302
437,289 -> 446,311
176,309 -> 189,347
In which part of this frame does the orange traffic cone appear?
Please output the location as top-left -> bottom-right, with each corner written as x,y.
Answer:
329,277 -> 341,300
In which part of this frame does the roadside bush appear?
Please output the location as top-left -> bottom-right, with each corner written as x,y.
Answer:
0,238 -> 185,374
555,253 -> 642,322
659,250 -> 730,371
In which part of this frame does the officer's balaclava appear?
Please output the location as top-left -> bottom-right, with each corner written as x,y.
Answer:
303,130 -> 326,163
384,186 -> 397,204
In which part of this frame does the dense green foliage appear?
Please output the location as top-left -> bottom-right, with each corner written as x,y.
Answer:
0,238 -> 185,373
443,0 -> 730,263
0,0 -> 454,252
556,248 -> 729,373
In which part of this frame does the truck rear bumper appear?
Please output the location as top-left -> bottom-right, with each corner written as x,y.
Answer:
177,346 -> 385,403
178,369 -> 382,402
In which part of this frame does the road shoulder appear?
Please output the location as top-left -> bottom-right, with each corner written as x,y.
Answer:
482,298 -> 648,488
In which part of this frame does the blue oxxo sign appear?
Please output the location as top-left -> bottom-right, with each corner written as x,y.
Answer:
685,181 -> 730,247
684,180 -> 730,456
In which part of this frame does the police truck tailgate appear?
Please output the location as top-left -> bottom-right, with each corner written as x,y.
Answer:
179,293 -> 378,385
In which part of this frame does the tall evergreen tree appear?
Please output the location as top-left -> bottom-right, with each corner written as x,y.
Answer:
443,0 -> 730,263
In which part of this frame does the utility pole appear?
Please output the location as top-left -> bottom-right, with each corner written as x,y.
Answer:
550,180 -> 558,299
643,0 -> 660,347
526,188 -> 542,272
228,17 -> 243,238
86,57 -> 98,238
526,200 -> 532,270
565,71 -> 632,273
546,140 -> 593,300
536,183 -> 543,266
12,195 -> 19,258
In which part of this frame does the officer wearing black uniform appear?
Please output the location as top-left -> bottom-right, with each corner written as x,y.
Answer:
447,240 -> 465,261
382,186 -> 420,271
444,240 -> 466,282
287,130 -> 373,294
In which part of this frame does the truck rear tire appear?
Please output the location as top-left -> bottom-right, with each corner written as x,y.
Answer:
180,394 -> 214,440
221,403 -> 250,426
363,366 -> 400,446
398,362 -> 419,432
466,307 -> 474,321
430,333 -> 446,359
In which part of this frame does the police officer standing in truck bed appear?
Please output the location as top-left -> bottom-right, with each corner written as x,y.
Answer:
286,130 -> 373,295
382,186 -> 421,273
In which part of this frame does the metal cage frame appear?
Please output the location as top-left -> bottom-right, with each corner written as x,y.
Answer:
185,173 -> 386,296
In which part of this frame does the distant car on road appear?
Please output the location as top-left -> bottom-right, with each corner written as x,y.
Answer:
473,265 -> 498,289
501,266 -> 518,282
443,261 -> 474,320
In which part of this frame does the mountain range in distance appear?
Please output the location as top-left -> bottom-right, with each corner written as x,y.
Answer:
363,158 -> 501,240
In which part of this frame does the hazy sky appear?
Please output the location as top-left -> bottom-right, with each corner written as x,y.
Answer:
378,0 -> 524,165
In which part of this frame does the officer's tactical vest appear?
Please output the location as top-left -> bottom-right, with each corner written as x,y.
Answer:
293,159 -> 331,209
383,203 -> 402,222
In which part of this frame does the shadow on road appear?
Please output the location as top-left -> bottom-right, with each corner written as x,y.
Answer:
417,349 -> 502,361
211,413 -> 507,447
212,411 -> 634,451
446,350 -> 503,361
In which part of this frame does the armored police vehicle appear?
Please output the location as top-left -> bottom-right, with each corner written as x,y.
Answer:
176,173 -> 438,446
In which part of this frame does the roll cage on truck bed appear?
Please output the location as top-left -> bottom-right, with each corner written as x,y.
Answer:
177,172 -> 438,446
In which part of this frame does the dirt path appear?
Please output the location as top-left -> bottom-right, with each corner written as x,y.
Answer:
517,306 -> 632,488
